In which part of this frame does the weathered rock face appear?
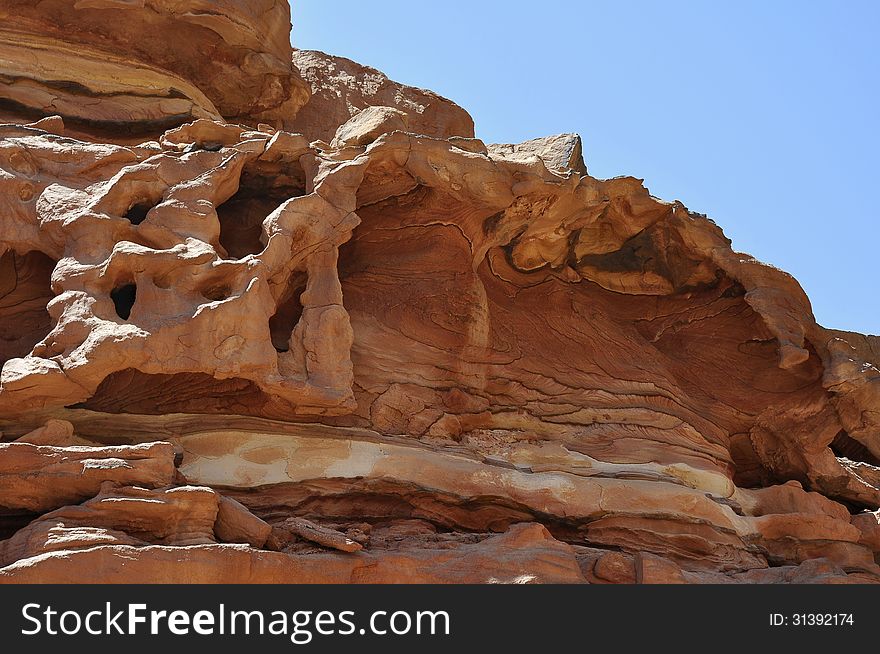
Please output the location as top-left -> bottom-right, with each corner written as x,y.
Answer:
0,4 -> 878,584
291,49 -> 475,144
0,0 -> 309,135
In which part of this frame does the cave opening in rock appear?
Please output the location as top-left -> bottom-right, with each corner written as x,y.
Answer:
216,166 -> 305,260
224,478 -> 546,535
269,272 -> 307,352
201,284 -> 231,302
831,430 -> 880,467
0,508 -> 41,541
0,249 -> 56,369
76,369 -> 272,415
124,200 -> 155,225
110,283 -> 137,320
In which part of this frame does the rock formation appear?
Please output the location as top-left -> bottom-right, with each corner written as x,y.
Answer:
0,2 -> 878,584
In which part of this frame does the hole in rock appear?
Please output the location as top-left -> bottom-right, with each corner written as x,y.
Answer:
269,272 -> 307,352
721,281 -> 747,298
0,96 -> 195,139
575,225 -> 713,293
152,275 -> 171,290
110,283 -> 137,320
0,250 -> 56,369
216,168 -> 305,259
831,430 -> 880,467
76,369 -> 272,415
124,200 -> 155,225
201,284 -> 231,302
0,509 -> 41,540
225,478 -> 544,535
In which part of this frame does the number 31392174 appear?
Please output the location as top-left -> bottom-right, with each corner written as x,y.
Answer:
770,614 -> 854,626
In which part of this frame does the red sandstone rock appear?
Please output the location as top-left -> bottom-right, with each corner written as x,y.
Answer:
0,442 -> 175,512
0,484 -> 219,566
0,522 -> 145,569
592,551 -> 637,584
291,49 -> 474,144
852,510 -> 880,552
0,0 -> 309,134
214,495 -> 271,549
0,3 -> 877,585
635,552 -> 688,584
272,517 -> 363,553
0,523 -> 584,584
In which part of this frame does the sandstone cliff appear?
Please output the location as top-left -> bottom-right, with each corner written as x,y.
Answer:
0,2 -> 878,584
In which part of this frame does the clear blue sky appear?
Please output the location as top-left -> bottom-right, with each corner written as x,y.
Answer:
291,1 -> 878,335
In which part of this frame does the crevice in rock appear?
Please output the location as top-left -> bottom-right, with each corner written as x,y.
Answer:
0,508 -> 41,540
110,283 -> 137,320
0,97 -> 192,140
216,189 -> 272,258
75,369 -> 272,415
0,250 -> 57,369
224,478 -> 572,536
201,284 -> 231,302
269,271 -> 307,352
831,429 -> 880,467
216,166 -> 306,260
124,200 -> 155,225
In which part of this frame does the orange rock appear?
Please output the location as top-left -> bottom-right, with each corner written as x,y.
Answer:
14,419 -> 95,446
214,496 -> 271,549
331,106 -> 409,148
273,517 -> 362,553
0,2 -> 878,585
636,553 -> 687,584
735,482 -> 851,521
852,510 -> 880,552
0,0 -> 309,135
291,49 -> 474,143
593,551 -> 637,584
0,523 -> 584,584
0,484 -> 220,566
0,442 -> 176,512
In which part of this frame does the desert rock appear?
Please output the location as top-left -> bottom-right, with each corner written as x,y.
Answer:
0,0 -> 309,135
214,495 -> 272,549
0,3 -> 877,584
291,49 -> 474,143
0,442 -> 175,512
0,523 -> 584,584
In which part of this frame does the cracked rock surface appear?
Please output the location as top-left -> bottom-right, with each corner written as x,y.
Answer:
0,2 -> 878,584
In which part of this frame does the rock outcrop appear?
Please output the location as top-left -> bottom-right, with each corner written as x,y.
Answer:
291,49 -> 474,144
0,0 -> 309,135
0,3 -> 877,584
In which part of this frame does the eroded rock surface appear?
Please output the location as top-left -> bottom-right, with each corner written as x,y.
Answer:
0,0 -> 309,134
291,49 -> 474,144
0,3 -> 877,584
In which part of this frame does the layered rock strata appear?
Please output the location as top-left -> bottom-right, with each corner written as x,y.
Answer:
0,3 -> 877,584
